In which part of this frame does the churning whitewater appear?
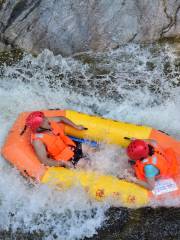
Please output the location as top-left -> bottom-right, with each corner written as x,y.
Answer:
0,44 -> 180,239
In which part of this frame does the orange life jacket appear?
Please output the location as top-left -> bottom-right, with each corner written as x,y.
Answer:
31,121 -> 76,161
133,143 -> 178,181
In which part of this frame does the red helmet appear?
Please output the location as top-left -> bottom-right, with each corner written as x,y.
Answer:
127,139 -> 149,160
25,111 -> 44,132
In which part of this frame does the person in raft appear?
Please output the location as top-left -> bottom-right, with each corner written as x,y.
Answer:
126,139 -> 178,190
23,111 -> 92,169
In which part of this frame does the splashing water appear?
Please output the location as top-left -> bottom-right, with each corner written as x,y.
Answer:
0,43 -> 180,239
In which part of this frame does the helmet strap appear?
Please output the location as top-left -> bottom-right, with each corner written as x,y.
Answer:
128,159 -> 136,165
148,144 -> 154,156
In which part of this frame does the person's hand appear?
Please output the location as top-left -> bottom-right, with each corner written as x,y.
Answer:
127,175 -> 137,183
62,160 -> 74,168
65,161 -> 74,168
123,169 -> 134,178
59,160 -> 74,168
76,125 -> 88,131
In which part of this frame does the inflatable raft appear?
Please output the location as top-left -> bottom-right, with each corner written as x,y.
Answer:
2,109 -> 180,207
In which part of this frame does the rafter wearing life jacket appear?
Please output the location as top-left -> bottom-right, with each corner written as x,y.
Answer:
133,143 -> 178,181
31,121 -> 76,162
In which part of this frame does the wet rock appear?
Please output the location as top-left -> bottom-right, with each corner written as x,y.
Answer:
0,41 -> 6,51
0,0 -> 180,56
86,207 -> 180,240
0,48 -> 23,65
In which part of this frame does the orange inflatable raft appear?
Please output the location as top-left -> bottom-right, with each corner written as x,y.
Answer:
1,109 -> 180,207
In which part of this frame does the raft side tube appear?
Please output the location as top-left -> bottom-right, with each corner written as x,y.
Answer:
65,110 -> 152,147
41,167 -> 149,207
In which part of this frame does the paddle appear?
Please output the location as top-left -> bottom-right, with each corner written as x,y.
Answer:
68,136 -> 98,147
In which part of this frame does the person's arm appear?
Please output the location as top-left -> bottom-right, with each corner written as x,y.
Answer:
127,137 -> 157,145
128,163 -> 157,190
129,176 -> 155,190
32,140 -> 73,168
49,116 -> 87,130
143,139 -> 157,145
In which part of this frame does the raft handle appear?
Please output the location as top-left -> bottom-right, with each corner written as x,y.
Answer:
124,137 -> 131,140
20,125 -> 27,135
158,130 -> 170,136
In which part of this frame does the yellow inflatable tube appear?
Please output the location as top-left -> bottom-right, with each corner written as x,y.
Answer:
64,109 -> 152,147
41,167 -> 149,207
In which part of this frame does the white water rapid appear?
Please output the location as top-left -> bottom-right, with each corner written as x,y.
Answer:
0,44 -> 180,239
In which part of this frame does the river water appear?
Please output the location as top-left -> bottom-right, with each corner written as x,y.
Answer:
0,43 -> 180,239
